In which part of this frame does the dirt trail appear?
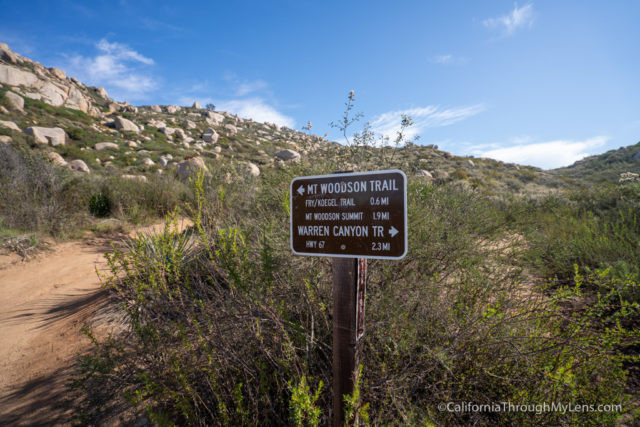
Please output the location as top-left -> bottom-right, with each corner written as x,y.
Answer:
0,220 -> 191,424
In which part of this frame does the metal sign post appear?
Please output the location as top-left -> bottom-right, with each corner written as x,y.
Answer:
290,169 -> 407,425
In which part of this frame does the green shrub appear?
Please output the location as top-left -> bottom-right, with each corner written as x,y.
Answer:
89,193 -> 110,217
71,170 -> 637,425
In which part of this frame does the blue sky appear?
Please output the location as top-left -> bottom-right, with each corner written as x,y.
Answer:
1,1 -> 639,169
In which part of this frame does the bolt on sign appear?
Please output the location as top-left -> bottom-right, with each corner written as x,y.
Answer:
290,170 -> 407,259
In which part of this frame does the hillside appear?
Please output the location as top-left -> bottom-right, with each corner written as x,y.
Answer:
0,41 -> 574,209
553,141 -> 640,184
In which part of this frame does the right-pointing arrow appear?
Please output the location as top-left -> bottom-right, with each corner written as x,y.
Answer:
389,226 -> 398,237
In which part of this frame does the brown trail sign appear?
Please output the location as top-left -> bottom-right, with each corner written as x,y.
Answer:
290,170 -> 407,426
290,170 -> 407,259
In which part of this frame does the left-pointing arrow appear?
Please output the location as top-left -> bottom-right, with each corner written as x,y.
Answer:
389,226 -> 398,237
297,186 -> 305,195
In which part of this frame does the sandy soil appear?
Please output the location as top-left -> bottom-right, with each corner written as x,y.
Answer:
0,220 -> 191,425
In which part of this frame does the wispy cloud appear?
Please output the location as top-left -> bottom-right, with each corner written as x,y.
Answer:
430,54 -> 466,65
476,136 -> 608,169
235,79 -> 268,96
62,38 -> 157,101
483,3 -> 534,36
370,104 -> 485,142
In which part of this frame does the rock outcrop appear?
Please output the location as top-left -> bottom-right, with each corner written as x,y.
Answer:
274,149 -> 301,161
94,142 -> 119,151
0,120 -> 20,131
5,91 -> 23,111
177,157 -> 207,181
68,159 -> 90,173
24,126 -> 66,146
113,116 -> 140,133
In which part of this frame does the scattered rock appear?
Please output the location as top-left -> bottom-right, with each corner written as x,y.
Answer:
149,105 -> 162,113
241,162 -> 260,177
415,169 -> 433,179
0,120 -> 20,131
274,149 -> 301,162
24,126 -> 66,146
205,111 -> 224,125
125,140 -> 138,148
223,124 -> 238,135
113,116 -> 140,133
142,158 -> 155,166
47,151 -> 67,166
0,135 -> 12,144
148,119 -> 166,129
5,91 -> 24,111
176,156 -> 208,181
68,159 -> 90,173
94,142 -> 119,151
443,152 -> 454,159
183,119 -> 196,129
122,174 -> 148,182
213,146 -> 222,153
203,128 -> 219,144
467,159 -> 475,167
166,105 -> 181,114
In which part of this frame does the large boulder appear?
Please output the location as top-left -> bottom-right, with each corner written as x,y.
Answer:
183,119 -> 196,129
149,105 -> 162,112
113,116 -> 140,133
176,157 -> 208,181
24,126 -> 66,146
166,105 -> 181,114
202,127 -> 219,144
5,91 -> 23,111
94,142 -> 119,151
192,101 -> 201,109
223,124 -> 237,135
0,120 -> 20,131
274,149 -> 301,162
205,111 -> 224,125
0,135 -> 12,144
68,159 -> 90,173
148,119 -> 167,129
47,151 -> 67,167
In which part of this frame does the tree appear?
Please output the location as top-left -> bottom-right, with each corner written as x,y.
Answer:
205,103 -> 216,111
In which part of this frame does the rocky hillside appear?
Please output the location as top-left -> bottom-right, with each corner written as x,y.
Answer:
553,141 -> 640,184
1,41 -> 571,196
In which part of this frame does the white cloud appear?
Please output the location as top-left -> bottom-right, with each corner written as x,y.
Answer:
478,136 -> 608,169
63,38 -> 157,101
483,3 -> 534,36
182,96 -> 295,128
217,98 -> 295,128
370,104 -> 485,143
